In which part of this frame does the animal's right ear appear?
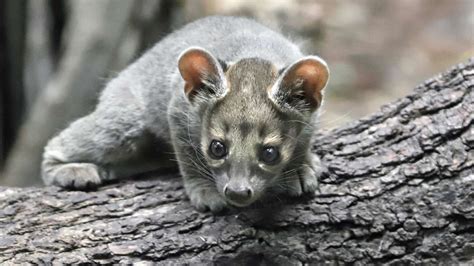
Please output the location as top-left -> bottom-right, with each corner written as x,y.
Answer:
178,47 -> 226,102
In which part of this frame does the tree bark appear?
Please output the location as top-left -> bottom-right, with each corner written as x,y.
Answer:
0,59 -> 473,264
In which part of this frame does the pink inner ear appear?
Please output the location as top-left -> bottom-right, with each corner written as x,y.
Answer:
282,58 -> 329,109
178,50 -> 218,96
298,62 -> 327,107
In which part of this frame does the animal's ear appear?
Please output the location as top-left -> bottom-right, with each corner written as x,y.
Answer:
178,47 -> 226,102
269,56 -> 329,114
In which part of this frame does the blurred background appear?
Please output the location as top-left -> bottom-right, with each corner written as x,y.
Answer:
0,0 -> 472,187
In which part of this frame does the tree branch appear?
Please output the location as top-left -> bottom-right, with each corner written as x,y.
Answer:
0,59 -> 472,264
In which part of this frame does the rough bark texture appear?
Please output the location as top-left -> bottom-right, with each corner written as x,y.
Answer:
0,59 -> 473,265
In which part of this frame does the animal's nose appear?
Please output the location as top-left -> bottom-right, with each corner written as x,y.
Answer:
224,184 -> 253,205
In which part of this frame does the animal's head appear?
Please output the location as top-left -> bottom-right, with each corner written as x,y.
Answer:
178,47 -> 329,207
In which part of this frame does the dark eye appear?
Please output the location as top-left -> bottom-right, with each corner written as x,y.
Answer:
209,140 -> 227,159
260,146 -> 280,164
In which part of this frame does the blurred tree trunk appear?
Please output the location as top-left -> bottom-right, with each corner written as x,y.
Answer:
0,60 -> 472,264
23,0 -> 57,113
2,0 -> 177,186
0,0 -> 27,169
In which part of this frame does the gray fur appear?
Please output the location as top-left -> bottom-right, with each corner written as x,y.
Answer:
42,16 -> 329,212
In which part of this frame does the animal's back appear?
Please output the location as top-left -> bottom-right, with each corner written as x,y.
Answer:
151,16 -> 302,68
125,16 -> 303,97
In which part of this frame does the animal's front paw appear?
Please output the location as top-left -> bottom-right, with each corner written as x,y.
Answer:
187,186 -> 228,213
285,154 -> 325,197
42,162 -> 109,189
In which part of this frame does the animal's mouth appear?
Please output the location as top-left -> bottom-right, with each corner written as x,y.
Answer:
224,197 -> 256,208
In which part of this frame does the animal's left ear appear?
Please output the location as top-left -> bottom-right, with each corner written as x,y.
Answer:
269,56 -> 329,113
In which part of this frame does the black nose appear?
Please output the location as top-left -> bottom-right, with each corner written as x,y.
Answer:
224,185 -> 253,204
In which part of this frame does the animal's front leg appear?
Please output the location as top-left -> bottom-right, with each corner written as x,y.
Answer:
282,152 -> 325,197
172,140 -> 228,213
183,175 -> 228,212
